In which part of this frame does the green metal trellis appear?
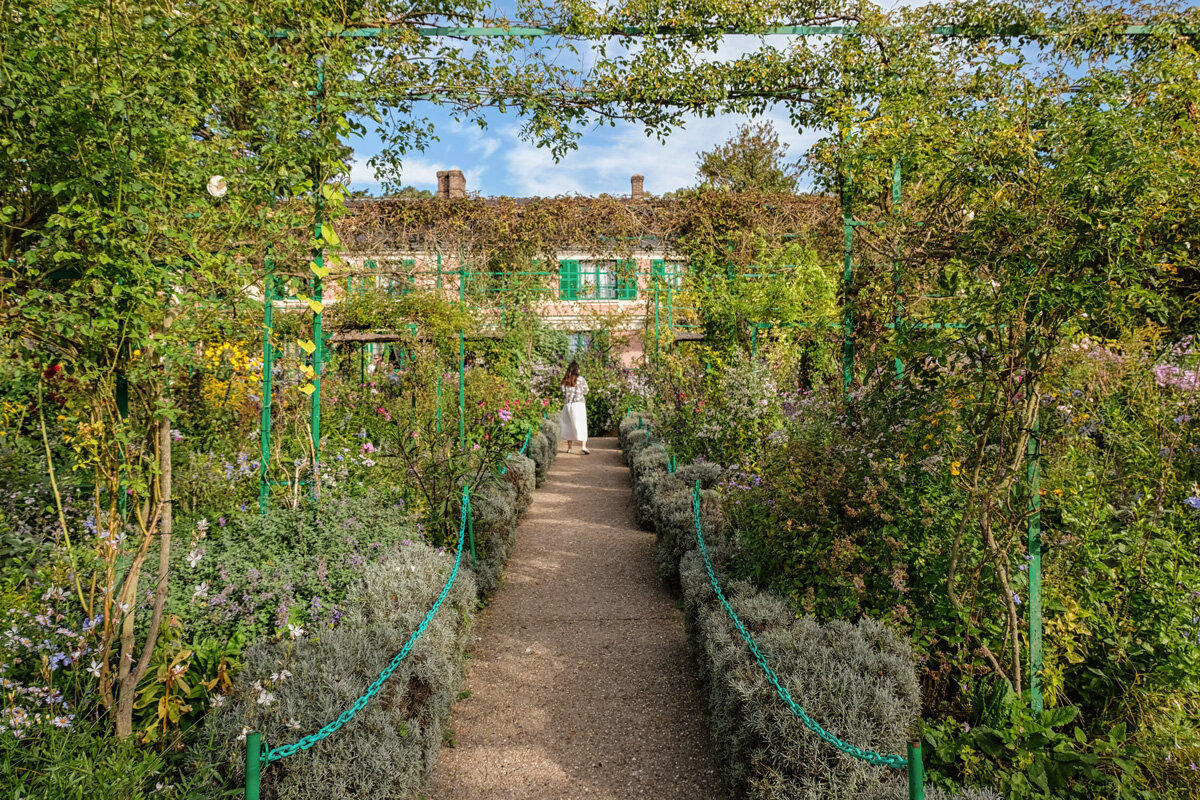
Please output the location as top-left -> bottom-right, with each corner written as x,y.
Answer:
243,19 -> 1192,795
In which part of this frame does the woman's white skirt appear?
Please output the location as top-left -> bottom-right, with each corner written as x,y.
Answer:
561,401 -> 588,442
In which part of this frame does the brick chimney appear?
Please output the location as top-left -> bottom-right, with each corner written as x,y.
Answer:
436,169 -> 467,199
631,174 -> 645,202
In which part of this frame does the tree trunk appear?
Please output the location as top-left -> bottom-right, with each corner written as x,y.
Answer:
114,414 -> 173,739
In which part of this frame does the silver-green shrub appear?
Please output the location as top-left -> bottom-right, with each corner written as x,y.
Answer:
467,475 -> 518,598
678,548 -> 920,800
675,460 -> 725,491
633,469 -> 669,531
618,413 -> 651,451
529,415 -> 561,486
631,443 -> 669,486
502,454 -> 536,516
625,428 -> 651,466
205,545 -> 476,800
529,432 -> 551,484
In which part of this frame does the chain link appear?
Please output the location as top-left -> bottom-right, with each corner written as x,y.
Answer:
262,485 -> 471,764
498,427 -> 534,475
691,482 -> 906,770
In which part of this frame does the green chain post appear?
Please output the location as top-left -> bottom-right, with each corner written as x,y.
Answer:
907,741 -> 925,800
245,731 -> 262,800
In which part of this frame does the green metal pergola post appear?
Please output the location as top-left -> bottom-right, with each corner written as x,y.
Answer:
458,250 -> 466,449
259,262 -> 274,513
841,172 -> 855,394
1027,409 -> 1043,714
892,160 -> 904,381
310,59 -> 326,492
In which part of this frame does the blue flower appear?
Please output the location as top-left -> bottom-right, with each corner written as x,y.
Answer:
1185,496 -> 1200,513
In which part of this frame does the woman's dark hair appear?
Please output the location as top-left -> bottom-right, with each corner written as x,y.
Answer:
562,360 -> 580,387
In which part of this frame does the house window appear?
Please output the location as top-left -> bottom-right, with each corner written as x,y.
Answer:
347,259 -> 415,296
560,260 -> 637,301
566,332 -> 592,354
651,259 -> 685,289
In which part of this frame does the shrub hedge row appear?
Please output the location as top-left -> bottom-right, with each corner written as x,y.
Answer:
616,414 -> 997,800
205,422 -> 558,799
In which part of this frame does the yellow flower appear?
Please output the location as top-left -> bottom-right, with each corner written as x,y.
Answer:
951,461 -> 961,476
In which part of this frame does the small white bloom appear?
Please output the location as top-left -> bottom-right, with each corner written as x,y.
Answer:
87,659 -> 102,678
236,725 -> 251,742
192,582 -> 209,602
256,690 -> 276,707
186,549 -> 203,568
210,694 -> 225,708
206,176 -> 227,198
288,623 -> 305,640
286,717 -> 301,731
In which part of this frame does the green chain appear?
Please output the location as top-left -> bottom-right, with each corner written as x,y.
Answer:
691,481 -> 905,770
261,485 -> 471,764
499,426 -> 534,476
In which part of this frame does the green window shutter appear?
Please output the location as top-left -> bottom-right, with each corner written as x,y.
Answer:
559,259 -> 579,300
618,258 -> 638,300
651,258 -> 665,286
364,259 -> 377,296
401,258 -> 415,296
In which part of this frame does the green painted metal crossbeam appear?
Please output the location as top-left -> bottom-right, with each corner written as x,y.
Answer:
268,23 -> 1191,39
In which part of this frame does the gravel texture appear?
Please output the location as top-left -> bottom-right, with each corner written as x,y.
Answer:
427,437 -> 726,800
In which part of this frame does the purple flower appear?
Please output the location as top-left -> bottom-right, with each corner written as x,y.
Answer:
498,409 -> 513,422
1185,497 -> 1200,513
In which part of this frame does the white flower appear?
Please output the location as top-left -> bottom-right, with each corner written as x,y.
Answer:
256,690 -> 276,707
206,176 -> 227,198
210,694 -> 225,708
286,717 -> 301,731
270,669 -> 292,684
186,549 -> 203,569
191,582 -> 209,602
288,623 -> 305,640
236,725 -> 251,742
86,659 -> 102,678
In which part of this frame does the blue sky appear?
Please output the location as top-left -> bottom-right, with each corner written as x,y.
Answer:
344,28 -> 832,198
346,107 -> 824,198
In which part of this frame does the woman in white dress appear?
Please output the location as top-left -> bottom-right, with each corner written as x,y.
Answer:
560,360 -> 590,454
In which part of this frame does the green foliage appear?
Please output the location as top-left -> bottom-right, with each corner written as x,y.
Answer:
0,719 -> 231,800
695,121 -> 801,194
922,684 -> 1152,800
203,546 -> 476,800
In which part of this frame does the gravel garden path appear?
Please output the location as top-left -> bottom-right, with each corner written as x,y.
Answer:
426,436 -> 726,800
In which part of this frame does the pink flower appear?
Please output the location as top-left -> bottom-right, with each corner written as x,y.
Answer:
498,409 -> 513,422
361,442 -> 375,454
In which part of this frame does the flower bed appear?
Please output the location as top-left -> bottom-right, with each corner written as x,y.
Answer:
618,414 -> 997,800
